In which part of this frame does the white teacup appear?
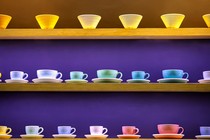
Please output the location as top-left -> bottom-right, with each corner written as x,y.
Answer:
203,71 -> 210,80
37,69 -> 62,79
119,14 -> 143,29
78,14 -> 101,29
10,71 -> 28,80
25,125 -> 44,135
90,126 -> 108,135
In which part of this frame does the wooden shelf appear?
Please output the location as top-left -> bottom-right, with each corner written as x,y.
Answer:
0,28 -> 210,39
7,138 -> 199,140
0,83 -> 209,92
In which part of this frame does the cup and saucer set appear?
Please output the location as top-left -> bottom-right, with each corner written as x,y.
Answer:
92,69 -> 123,83
85,126 -> 108,139
157,69 -> 189,83
53,126 -> 77,138
127,71 -> 150,83
65,71 -> 88,83
195,126 -> 210,139
198,71 -> 210,83
153,124 -> 184,139
117,126 -> 141,139
5,71 -> 29,83
0,126 -> 12,139
32,69 -> 63,83
20,125 -> 44,138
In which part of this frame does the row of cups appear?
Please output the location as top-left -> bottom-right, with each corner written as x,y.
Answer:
1,13 -> 210,29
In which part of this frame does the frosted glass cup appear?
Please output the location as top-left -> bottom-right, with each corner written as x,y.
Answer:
36,14 -> 59,29
78,14 -> 101,29
161,13 -> 185,28
119,14 -> 143,29
0,14 -> 12,29
37,69 -> 62,79
203,14 -> 210,28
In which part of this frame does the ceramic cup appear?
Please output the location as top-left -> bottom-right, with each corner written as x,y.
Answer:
25,125 -> 44,135
35,14 -> 59,29
58,126 -> 76,135
161,13 -> 185,28
0,126 -> 12,134
10,71 -> 28,80
37,69 -> 62,79
97,69 -> 123,79
89,126 -> 108,135
0,73 -> 1,78
70,71 -> 88,80
203,14 -> 210,28
162,69 -> 189,79
0,14 -> 12,29
200,126 -> 210,135
158,124 -> 184,134
122,126 -> 139,135
203,71 -> 210,80
78,14 -> 101,29
119,14 -> 143,29
132,71 -> 150,79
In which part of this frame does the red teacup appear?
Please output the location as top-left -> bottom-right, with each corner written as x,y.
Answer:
158,124 -> 184,134
122,126 -> 139,135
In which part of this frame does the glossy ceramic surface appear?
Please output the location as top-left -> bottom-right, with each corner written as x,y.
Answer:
53,134 -> 76,138
92,78 -> 122,83
117,134 -> 141,139
157,78 -> 189,83
85,134 -> 108,139
65,79 -> 88,83
153,134 -> 184,139
127,79 -> 150,83
5,79 -> 28,83
32,78 -> 62,83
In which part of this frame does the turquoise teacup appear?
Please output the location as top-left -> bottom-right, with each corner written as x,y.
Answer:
162,69 -> 189,79
132,71 -> 150,79
97,69 -> 123,79
70,71 -> 88,80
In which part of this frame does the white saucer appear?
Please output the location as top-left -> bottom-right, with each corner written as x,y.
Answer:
92,78 -> 122,83
117,134 -> 141,139
5,79 -> 28,83
153,134 -> 184,139
196,135 -> 210,139
0,79 -> 1,82
52,134 -> 76,138
198,79 -> 210,84
85,134 -> 108,139
127,79 -> 150,83
157,78 -> 189,83
20,134 -> 44,138
0,134 -> 12,139
32,78 -> 62,83
65,79 -> 88,83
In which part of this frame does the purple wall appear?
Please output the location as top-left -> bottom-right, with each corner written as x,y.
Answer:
0,39 -> 210,138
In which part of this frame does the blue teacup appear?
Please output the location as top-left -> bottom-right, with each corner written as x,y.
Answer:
70,71 -> 88,80
58,126 -> 76,135
132,71 -> 150,79
37,69 -> 62,79
162,69 -> 189,79
200,126 -> 210,135
10,71 -> 28,80
97,69 -> 123,79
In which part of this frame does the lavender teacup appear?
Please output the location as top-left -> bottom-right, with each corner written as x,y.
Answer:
58,126 -> 76,135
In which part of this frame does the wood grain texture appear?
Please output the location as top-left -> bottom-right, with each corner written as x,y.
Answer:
7,139 -> 199,140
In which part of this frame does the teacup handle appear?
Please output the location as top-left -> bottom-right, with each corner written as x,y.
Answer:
70,127 -> 76,134
6,127 -> 12,134
23,73 -> 28,80
183,72 -> 189,79
145,73 -> 150,79
38,127 -> 44,134
83,73 -> 88,80
56,72 -> 63,79
178,127 -> 184,134
134,128 -> 139,135
117,72 -> 123,79
102,128 -> 108,135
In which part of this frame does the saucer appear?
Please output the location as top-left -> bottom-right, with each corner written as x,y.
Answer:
127,79 -> 150,83
153,134 -> 184,139
157,78 -> 189,83
5,79 -> 28,83
65,79 -> 88,83
32,78 -> 62,83
20,134 -> 44,139
85,134 -> 108,139
117,134 -> 141,139
92,78 -> 122,83
52,134 -> 76,138
0,134 -> 12,139
196,135 -> 210,139
198,79 -> 210,84
0,79 -> 1,82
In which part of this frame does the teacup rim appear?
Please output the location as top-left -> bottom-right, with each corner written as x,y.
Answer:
161,13 -> 185,17
37,69 -> 58,71
158,124 -> 180,126
78,14 -> 101,18
162,69 -> 184,71
97,69 -> 118,71
203,71 -> 210,73
58,126 -> 72,127
35,14 -> 59,17
200,126 -> 210,128
119,14 -> 143,17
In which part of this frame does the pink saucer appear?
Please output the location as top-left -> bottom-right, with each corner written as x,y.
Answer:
117,134 -> 141,139
153,134 -> 184,139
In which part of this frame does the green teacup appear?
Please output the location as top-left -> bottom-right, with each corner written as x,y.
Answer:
97,69 -> 123,79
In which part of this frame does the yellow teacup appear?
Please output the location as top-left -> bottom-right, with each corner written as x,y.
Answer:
35,14 -> 59,29
78,14 -> 101,29
203,14 -> 210,28
0,126 -> 12,134
161,13 -> 185,28
0,73 -> 1,78
0,14 -> 12,29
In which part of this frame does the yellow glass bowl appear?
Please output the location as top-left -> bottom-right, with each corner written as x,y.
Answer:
35,14 -> 59,29
0,14 -> 12,29
203,14 -> 210,28
78,14 -> 101,29
119,14 -> 143,29
161,13 -> 185,28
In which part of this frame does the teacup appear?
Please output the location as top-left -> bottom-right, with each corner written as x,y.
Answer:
119,14 -> 143,29
157,124 -> 184,134
0,126 -> 12,134
200,126 -> 210,135
97,69 -> 123,79
203,14 -> 210,28
25,125 -> 44,135
0,14 -> 12,29
132,71 -> 150,79
10,71 -> 28,80
35,14 -> 59,29
89,126 -> 108,135
70,71 -> 88,80
37,69 -> 62,79
162,69 -> 189,79
58,126 -> 76,135
0,73 -> 2,78
203,71 -> 210,80
78,14 -> 101,29
161,13 -> 185,28
122,126 -> 139,135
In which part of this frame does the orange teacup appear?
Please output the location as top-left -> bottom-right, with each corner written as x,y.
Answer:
122,126 -> 139,135
158,124 -> 184,134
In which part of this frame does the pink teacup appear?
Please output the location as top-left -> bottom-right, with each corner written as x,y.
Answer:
122,126 -> 139,135
158,124 -> 184,134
